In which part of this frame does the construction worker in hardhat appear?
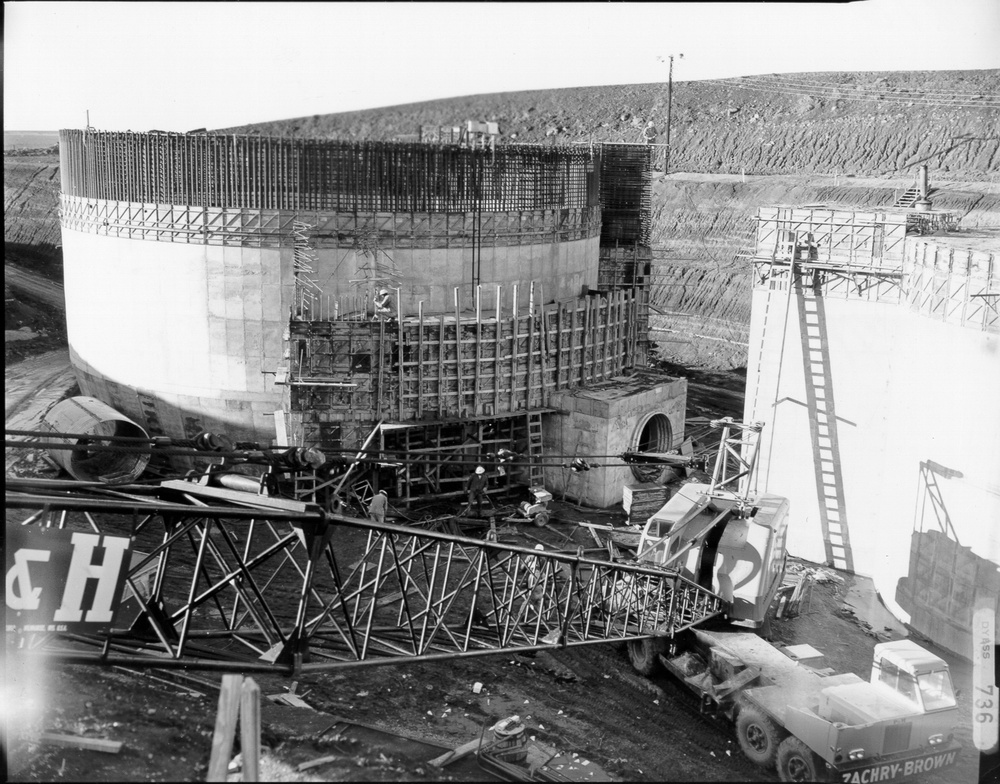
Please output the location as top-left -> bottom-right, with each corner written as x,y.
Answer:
464,465 -> 491,518
367,488 -> 389,523
373,287 -> 393,320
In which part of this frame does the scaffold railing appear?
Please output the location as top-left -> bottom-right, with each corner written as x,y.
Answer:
6,477 -> 725,676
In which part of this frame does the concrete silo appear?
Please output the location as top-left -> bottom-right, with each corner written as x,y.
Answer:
58,131 -> 681,506
742,201 -> 999,657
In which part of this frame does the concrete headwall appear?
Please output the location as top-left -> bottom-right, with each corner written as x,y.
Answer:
545,373 -> 687,508
744,274 -> 1000,656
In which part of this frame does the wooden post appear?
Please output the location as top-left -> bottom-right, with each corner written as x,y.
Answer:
538,304 -> 548,398
475,285 -> 482,416
207,674 -> 243,782
397,287 -> 404,421
418,302 -> 424,418
454,288 -> 463,416
526,303 -> 535,410
494,286 -> 502,412
556,302 -> 564,389
240,678 -> 261,783
510,287 -> 518,412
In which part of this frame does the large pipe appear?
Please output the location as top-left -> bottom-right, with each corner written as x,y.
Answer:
915,165 -> 932,211
39,396 -> 151,484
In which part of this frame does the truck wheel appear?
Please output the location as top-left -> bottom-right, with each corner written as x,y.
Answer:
777,737 -> 827,782
736,704 -> 782,769
627,639 -> 662,676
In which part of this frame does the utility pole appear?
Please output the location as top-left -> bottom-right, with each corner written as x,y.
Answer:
664,54 -> 682,175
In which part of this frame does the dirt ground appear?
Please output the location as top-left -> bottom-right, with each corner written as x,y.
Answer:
4,342 -> 985,783
5,547 -> 984,784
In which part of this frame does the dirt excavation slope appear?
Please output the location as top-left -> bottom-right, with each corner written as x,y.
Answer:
226,70 -> 999,180
6,70 -> 998,368
4,154 -> 62,266
646,173 -> 1000,367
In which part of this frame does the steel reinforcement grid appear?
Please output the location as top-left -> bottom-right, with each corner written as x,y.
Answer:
58,130 -> 600,213
6,477 -> 724,676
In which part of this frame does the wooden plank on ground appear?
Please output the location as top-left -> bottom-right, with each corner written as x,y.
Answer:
298,755 -> 339,772
39,734 -> 123,754
429,721 -> 499,768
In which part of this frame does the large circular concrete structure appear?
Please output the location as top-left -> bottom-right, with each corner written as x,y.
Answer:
58,131 -> 672,506
58,131 -> 606,447
742,206 -> 999,656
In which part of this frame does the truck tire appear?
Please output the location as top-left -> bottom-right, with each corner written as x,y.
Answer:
736,704 -> 783,769
777,736 -> 828,782
627,638 -> 662,676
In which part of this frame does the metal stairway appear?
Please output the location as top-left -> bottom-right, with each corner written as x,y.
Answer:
794,270 -> 855,572
893,187 -> 922,208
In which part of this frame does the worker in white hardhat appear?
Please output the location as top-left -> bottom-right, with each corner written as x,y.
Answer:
367,488 -> 389,523
373,287 -> 393,320
464,465 -> 491,518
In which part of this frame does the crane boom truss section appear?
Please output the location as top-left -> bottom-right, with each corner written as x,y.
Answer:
6,479 -> 724,676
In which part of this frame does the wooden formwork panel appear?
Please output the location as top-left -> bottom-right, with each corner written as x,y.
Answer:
289,290 -> 639,449
904,241 -> 997,332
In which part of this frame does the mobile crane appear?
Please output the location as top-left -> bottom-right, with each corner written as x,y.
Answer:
620,419 -> 961,782
8,416 -> 961,782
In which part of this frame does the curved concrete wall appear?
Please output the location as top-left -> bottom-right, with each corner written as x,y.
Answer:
743,242 -> 1000,655
58,132 -> 604,445
61,228 -> 291,442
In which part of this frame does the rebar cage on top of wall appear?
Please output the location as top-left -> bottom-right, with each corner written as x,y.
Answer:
58,131 -> 600,214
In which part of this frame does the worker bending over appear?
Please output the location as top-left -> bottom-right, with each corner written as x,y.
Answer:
367,489 -> 388,523
373,287 -> 393,320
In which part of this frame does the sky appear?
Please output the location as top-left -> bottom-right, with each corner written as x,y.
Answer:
4,0 -> 999,132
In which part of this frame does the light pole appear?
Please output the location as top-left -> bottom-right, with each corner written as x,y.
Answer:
664,54 -> 682,175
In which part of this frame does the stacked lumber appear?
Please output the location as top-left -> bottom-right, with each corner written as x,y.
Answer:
622,482 -> 668,526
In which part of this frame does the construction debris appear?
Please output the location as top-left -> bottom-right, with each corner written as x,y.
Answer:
428,718 -> 503,768
622,481 -> 669,526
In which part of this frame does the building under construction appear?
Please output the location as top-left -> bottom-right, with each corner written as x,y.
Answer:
57,131 -> 678,508
741,176 -> 999,657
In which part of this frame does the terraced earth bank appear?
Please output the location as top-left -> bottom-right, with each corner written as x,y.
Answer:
6,70 -> 998,369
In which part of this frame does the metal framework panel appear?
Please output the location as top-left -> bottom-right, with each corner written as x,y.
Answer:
6,478 -> 724,675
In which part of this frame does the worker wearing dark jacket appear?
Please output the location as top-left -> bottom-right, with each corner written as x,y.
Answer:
465,466 -> 490,517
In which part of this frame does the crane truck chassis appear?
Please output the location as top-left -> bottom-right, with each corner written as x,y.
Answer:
622,419 -> 961,782
629,630 -> 960,782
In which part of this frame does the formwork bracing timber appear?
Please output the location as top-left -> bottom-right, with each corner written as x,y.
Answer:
5,477 -> 725,676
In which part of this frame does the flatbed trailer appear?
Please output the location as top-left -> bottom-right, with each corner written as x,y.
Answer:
654,630 -> 961,782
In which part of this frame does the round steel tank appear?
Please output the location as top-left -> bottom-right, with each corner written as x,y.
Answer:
40,395 -> 151,483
